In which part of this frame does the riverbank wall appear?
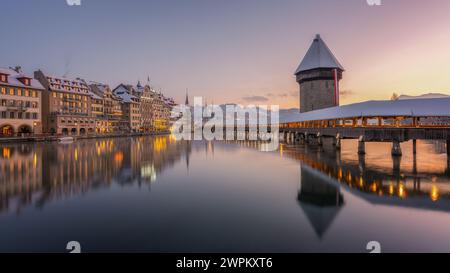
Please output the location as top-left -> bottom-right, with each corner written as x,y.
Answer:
0,131 -> 171,144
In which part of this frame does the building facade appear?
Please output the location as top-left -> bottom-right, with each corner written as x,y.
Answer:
0,67 -> 43,137
113,84 -> 141,132
141,86 -> 174,132
113,82 -> 174,133
139,84 -> 155,132
34,70 -> 96,135
295,35 -> 344,113
1,67 -> 175,137
89,83 -> 125,133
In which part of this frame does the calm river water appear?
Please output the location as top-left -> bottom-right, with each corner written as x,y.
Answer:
0,135 -> 450,252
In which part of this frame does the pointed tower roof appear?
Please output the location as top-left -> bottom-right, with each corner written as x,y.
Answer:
185,89 -> 189,105
297,165 -> 344,239
295,34 -> 344,75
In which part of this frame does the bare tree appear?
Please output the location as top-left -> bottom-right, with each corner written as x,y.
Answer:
391,92 -> 399,101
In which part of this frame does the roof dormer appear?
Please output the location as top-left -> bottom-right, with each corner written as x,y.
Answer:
0,73 -> 9,83
17,76 -> 32,86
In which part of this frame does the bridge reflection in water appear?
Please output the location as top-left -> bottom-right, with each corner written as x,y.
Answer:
232,138 -> 450,238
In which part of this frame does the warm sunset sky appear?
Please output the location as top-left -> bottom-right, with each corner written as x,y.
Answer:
1,0 -> 450,108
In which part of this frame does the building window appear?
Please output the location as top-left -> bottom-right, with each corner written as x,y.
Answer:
17,89 -> 22,96
9,112 -> 14,119
9,88 -> 14,95
32,113 -> 38,119
1,87 -> 6,95
1,112 -> 6,118
0,75 -> 7,82
18,112 -> 23,119
25,113 -> 30,119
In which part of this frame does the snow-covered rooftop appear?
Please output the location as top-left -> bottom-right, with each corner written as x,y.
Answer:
115,92 -> 139,103
280,97 -> 450,123
89,91 -> 103,100
0,67 -> 45,90
294,34 -> 344,74
41,72 -> 90,94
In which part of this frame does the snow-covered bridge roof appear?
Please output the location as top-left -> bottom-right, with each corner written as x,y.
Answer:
280,97 -> 450,123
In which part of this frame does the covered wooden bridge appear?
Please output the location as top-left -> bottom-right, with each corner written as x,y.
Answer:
279,97 -> 450,156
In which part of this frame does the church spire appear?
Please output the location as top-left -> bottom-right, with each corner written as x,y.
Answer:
185,89 -> 189,105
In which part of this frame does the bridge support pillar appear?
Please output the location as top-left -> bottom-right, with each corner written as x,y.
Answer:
393,156 -> 401,174
305,133 -> 310,144
391,140 -> 402,156
358,136 -> 366,155
447,140 -> 450,155
358,154 -> 366,172
335,134 -> 341,150
317,133 -> 323,146
447,157 -> 450,177
299,133 -> 305,144
413,139 -> 417,155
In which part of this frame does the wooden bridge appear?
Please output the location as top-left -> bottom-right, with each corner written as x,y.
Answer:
278,98 -> 450,156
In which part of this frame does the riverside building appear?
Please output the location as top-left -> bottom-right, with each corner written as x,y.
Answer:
34,70 -> 96,135
0,67 -> 44,136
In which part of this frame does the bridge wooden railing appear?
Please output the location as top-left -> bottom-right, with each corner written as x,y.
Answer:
280,116 -> 450,129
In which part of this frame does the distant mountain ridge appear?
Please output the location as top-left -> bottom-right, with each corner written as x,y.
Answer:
398,93 -> 450,100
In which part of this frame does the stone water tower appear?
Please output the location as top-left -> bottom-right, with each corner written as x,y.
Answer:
295,34 -> 344,113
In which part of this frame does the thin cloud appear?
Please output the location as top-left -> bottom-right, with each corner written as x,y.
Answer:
241,95 -> 269,102
340,89 -> 354,98
265,91 -> 297,98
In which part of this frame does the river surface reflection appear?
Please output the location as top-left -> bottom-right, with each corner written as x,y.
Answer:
0,136 -> 450,252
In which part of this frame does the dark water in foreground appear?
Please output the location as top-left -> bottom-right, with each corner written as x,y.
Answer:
0,135 -> 450,253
